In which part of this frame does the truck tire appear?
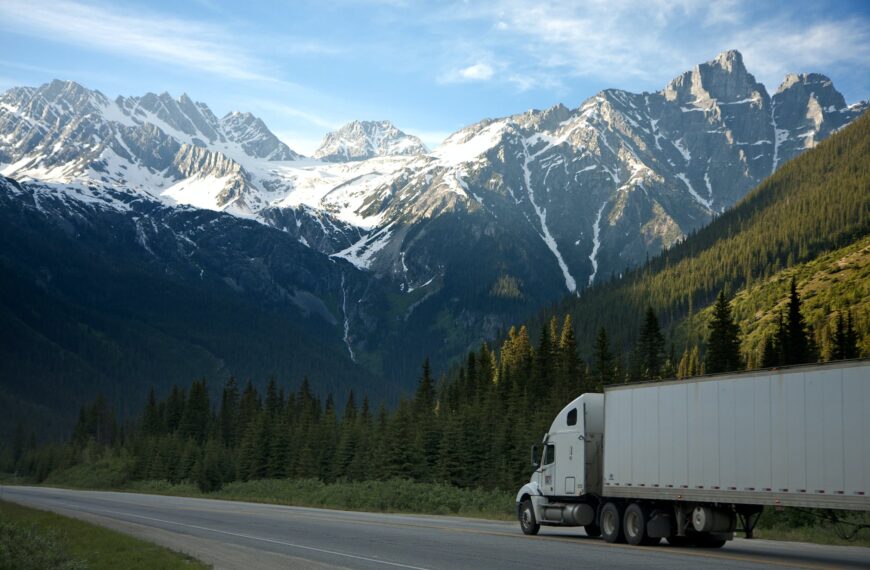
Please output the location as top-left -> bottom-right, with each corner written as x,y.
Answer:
584,523 -> 601,538
623,503 -> 660,546
600,502 -> 626,543
519,499 -> 540,535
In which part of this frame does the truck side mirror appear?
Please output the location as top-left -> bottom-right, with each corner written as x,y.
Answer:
530,444 -> 540,468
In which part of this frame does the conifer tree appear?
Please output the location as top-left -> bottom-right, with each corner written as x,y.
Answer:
760,334 -> 777,367
533,323 -> 554,395
592,326 -> 615,388
784,278 -> 812,365
331,392 -> 359,481
197,438 -> 224,492
268,418 -> 291,479
689,345 -> 702,376
557,315 -> 583,400
346,397 -> 373,481
844,310 -> 859,359
180,380 -> 210,444
142,388 -> 163,437
704,290 -> 743,373
219,378 -> 239,447
636,306 -> 665,380
165,386 -> 185,433
413,360 -> 440,477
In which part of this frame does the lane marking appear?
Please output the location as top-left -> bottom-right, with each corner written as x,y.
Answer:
4,496 -> 429,570
0,489 -> 847,570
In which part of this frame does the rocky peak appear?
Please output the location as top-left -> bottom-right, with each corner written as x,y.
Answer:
664,49 -> 765,106
220,111 -> 302,161
775,73 -> 847,110
314,120 -> 427,162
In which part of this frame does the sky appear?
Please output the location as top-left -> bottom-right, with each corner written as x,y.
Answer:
1,0 -> 868,154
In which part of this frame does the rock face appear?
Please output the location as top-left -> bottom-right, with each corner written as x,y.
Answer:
314,120 -> 428,161
0,51 -> 866,382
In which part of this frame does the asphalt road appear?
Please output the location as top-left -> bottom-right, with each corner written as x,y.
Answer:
1,486 -> 867,569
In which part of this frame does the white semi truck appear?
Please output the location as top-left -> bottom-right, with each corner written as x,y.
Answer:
516,359 -> 870,547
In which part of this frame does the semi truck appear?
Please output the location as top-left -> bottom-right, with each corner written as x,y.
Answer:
515,359 -> 870,547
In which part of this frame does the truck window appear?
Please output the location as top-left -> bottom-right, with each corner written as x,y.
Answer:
544,444 -> 555,465
567,408 -> 577,426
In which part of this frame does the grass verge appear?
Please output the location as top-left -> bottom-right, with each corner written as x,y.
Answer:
0,499 -> 209,569
125,478 -> 517,520
16,468 -> 870,547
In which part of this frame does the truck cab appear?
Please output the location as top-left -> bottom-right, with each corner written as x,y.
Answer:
516,393 -> 604,535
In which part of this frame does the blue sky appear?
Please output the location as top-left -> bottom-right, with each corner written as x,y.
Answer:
1,0 -> 868,154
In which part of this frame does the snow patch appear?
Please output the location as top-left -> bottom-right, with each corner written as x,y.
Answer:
340,272 -> 355,362
333,224 -> 393,270
676,173 -> 711,209
588,202 -> 606,286
522,140 -> 577,294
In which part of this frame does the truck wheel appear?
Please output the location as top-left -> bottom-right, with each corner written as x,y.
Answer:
600,502 -> 626,543
519,499 -> 540,535
623,503 -> 660,546
584,523 -> 601,538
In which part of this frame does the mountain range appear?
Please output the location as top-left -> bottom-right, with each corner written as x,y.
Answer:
0,50 -> 866,436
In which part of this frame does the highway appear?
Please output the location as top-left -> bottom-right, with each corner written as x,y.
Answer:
1,486 -> 867,569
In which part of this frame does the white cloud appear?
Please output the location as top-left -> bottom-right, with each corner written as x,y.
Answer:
440,62 -> 496,84
0,0 -> 273,82
433,0 -> 870,96
251,100 -> 342,131
459,63 -> 495,81
735,19 -> 870,92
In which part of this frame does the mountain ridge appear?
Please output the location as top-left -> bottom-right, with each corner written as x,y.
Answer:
0,50 -> 866,419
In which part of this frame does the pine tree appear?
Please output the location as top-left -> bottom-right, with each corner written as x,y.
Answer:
197,438 -> 224,493
530,324 -> 556,404
180,380 -> 210,444
784,278 -> 812,365
557,315 -> 583,400
165,386 -> 185,433
761,334 -> 779,367
592,327 -> 615,388
689,345 -> 702,376
844,310 -> 859,359
413,360 -> 440,477
331,392 -> 359,481
219,377 -> 239,447
637,306 -> 665,380
142,388 -> 163,436
704,290 -> 743,373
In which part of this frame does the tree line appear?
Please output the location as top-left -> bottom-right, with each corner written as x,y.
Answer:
6,280 -> 863,493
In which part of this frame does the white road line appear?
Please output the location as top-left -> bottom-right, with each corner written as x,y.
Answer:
24,498 -> 431,570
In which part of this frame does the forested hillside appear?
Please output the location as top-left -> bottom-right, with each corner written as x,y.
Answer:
557,110 -> 869,359
678,236 -> 870,365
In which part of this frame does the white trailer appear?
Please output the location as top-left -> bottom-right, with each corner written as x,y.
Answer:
516,359 -> 870,547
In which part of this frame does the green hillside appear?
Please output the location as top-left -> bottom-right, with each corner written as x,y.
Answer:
677,236 -> 870,364
559,110 -> 870,358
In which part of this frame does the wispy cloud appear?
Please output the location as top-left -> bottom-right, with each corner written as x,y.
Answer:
432,0 -> 870,95
0,0 -> 272,82
440,62 -> 496,84
251,100 -> 343,131
735,19 -> 870,91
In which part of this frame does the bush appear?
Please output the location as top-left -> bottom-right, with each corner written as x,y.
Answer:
0,521 -> 86,570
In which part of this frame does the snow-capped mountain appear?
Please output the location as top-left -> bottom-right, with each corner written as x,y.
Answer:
0,51 -> 866,379
0,80 -> 302,215
314,120 -> 428,162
